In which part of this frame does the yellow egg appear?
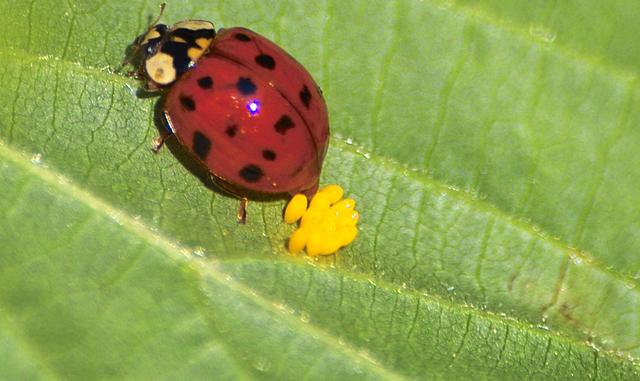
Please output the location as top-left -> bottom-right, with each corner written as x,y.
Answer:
338,211 -> 359,228
284,194 -> 308,224
284,185 -> 360,256
288,227 -> 309,254
339,226 -> 359,247
306,229 -> 325,256
331,198 -> 356,214
319,184 -> 344,204
320,209 -> 340,228
309,192 -> 331,211
300,207 -> 322,229
321,236 -> 342,255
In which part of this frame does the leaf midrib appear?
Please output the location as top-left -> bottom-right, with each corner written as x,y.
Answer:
0,142 -> 409,381
2,139 -> 637,373
218,256 -> 628,359
0,143 -> 628,380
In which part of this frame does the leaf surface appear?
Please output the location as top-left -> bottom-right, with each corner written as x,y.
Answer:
1,0 -> 639,379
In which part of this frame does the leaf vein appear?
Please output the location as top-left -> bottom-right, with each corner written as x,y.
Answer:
424,0 -> 639,82
474,217 -> 495,302
320,0 -> 333,93
516,52 -> 547,216
0,312 -> 62,380
371,175 -> 397,275
8,65 -> 24,143
446,314 -> 472,368
369,0 -> 401,149
423,21 -> 470,168
406,297 -> 421,341
571,80 -> 636,245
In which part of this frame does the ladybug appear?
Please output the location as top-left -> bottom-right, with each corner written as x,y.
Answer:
130,4 -> 329,222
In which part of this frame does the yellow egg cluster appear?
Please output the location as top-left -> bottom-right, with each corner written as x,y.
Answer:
284,185 -> 360,256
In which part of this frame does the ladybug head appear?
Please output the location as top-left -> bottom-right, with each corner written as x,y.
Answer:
140,20 -> 216,88
136,24 -> 170,60
131,6 -> 216,89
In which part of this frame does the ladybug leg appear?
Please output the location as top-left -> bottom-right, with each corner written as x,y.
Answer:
143,81 -> 163,93
219,186 -> 250,224
208,174 -> 250,224
151,131 -> 172,153
237,198 -> 248,224
124,70 -> 142,79
152,110 -> 176,153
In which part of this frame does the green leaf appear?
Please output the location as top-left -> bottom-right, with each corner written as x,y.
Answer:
1,0 -> 639,379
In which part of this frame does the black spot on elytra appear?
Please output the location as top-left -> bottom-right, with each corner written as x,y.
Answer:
239,164 -> 263,183
192,131 -> 211,160
235,33 -> 251,42
274,115 -> 294,135
225,124 -> 238,138
180,94 -> 196,111
236,77 -> 257,95
255,54 -> 276,70
262,150 -> 276,161
197,76 -> 213,89
300,85 -> 312,109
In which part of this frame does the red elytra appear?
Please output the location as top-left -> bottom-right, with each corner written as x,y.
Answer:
161,27 -> 329,198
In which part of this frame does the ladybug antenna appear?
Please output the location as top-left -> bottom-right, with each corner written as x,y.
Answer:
121,3 -> 167,69
150,3 -> 167,27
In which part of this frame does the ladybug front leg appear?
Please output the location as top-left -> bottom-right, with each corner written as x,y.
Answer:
208,174 -> 250,224
151,131 -> 172,153
237,198 -> 248,224
152,110 -> 176,153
